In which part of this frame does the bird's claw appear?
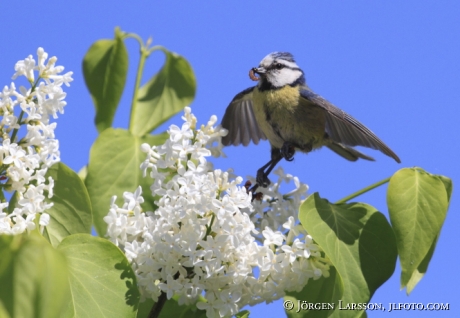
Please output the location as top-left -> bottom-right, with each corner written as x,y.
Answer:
256,169 -> 271,188
281,142 -> 295,161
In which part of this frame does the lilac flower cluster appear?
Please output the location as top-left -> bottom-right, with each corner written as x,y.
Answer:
104,108 -> 330,318
0,48 -> 73,234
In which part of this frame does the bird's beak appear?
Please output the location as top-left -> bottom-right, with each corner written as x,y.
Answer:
252,67 -> 266,75
249,67 -> 266,81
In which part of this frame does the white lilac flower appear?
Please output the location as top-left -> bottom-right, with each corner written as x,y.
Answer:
39,212 -> 50,234
3,143 -> 26,168
11,211 -> 36,234
12,55 -> 36,82
0,48 -> 72,235
105,108 -> 331,318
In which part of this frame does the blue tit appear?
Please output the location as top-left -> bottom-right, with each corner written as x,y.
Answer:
221,52 -> 400,188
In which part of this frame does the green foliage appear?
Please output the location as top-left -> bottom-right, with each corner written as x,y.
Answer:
1,28 -> 197,318
287,167 -> 451,317
81,28 -> 196,236
0,233 -> 70,318
131,48 -> 196,136
0,301 -> 10,318
43,162 -> 92,247
82,27 -> 128,133
286,268 -> 340,318
57,234 -> 139,318
296,195 -> 397,317
85,128 -> 168,235
135,298 -> 155,318
137,296 -> 207,318
235,310 -> 250,318
387,168 -> 451,293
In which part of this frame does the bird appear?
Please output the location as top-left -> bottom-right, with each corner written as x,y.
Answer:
220,52 -> 400,188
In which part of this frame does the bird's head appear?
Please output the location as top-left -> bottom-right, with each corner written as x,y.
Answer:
251,52 -> 305,90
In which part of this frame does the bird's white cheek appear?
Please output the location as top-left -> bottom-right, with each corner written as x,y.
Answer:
272,69 -> 302,87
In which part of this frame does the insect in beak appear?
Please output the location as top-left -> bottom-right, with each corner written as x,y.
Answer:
249,67 -> 259,81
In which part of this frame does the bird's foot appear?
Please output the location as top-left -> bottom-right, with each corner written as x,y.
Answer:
256,169 -> 271,188
281,142 -> 296,161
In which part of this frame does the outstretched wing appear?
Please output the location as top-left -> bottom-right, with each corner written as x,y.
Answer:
326,142 -> 375,161
300,87 -> 401,163
221,87 -> 267,146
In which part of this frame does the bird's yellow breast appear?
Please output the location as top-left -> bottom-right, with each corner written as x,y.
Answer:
263,85 -> 300,111
252,85 -> 326,151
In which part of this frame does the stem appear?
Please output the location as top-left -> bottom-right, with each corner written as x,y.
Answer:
10,77 -> 39,143
147,45 -> 164,55
148,292 -> 167,318
124,32 -> 144,47
0,188 -> 5,203
149,271 -> 179,318
204,213 -> 216,240
128,45 -> 149,131
10,111 -> 25,143
335,177 -> 391,204
125,37 -> 164,132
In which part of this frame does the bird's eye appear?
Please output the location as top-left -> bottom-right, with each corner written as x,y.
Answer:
275,63 -> 283,69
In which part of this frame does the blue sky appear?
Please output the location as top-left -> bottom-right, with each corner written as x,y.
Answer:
2,1 -> 459,317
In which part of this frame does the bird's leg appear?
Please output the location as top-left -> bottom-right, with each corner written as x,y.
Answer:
256,159 -> 278,188
281,142 -> 296,161
253,143 -> 297,189
255,148 -> 283,188
264,143 -> 295,177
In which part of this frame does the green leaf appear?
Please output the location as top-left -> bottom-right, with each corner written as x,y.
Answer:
86,128 -> 168,235
437,174 -> 453,203
405,234 -> 438,294
236,310 -> 250,318
7,191 -> 19,214
57,234 -> 140,318
299,193 -> 397,318
387,168 -> 450,293
83,28 -> 128,133
131,49 -> 196,136
137,296 -> 207,318
0,301 -> 11,318
78,165 -> 88,182
0,233 -> 70,318
136,298 -> 155,318
43,162 -> 92,247
285,267 -> 341,318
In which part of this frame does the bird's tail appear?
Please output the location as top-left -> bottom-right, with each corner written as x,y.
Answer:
326,142 -> 375,161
